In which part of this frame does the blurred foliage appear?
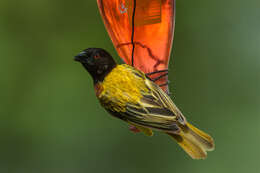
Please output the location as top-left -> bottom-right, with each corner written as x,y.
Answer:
0,0 -> 260,173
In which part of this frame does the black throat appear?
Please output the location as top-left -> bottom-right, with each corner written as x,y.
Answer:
82,63 -> 116,84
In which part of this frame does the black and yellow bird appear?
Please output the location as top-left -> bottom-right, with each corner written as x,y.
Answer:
74,48 -> 215,159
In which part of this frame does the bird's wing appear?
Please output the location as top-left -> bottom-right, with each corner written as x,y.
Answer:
100,65 -> 185,133
122,77 -> 186,133
144,79 -> 186,124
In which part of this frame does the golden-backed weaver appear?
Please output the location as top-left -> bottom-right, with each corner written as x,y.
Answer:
74,48 -> 215,159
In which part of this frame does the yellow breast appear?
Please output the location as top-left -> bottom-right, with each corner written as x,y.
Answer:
98,64 -> 149,112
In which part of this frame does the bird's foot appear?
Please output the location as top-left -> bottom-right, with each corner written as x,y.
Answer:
129,125 -> 141,133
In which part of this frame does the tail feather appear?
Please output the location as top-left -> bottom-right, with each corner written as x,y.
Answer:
186,122 -> 215,151
168,122 -> 215,159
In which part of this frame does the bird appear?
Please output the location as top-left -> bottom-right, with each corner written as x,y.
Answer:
74,48 -> 215,159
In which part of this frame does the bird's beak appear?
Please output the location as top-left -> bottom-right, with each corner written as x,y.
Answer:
74,51 -> 86,62
74,55 -> 81,62
74,51 -> 87,62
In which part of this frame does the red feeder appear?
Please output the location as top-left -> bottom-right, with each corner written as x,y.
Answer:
97,0 -> 175,93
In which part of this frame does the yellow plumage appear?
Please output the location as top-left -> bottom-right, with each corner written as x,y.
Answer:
75,48 -> 215,159
95,64 -> 214,159
98,64 -> 148,112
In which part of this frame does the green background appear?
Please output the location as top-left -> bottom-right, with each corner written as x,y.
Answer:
1,0 -> 259,173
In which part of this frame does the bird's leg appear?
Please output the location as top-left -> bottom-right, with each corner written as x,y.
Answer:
129,125 -> 141,133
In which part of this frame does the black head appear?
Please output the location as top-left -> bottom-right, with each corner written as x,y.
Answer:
74,48 -> 116,83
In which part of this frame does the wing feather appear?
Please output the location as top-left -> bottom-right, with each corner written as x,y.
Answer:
121,77 -> 186,132
101,65 -> 185,133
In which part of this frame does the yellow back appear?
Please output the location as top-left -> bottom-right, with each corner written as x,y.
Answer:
98,64 -> 148,112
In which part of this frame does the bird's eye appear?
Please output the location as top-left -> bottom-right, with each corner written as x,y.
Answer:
94,54 -> 100,59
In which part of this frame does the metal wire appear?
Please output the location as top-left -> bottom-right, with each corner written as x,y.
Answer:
131,0 -> 136,66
